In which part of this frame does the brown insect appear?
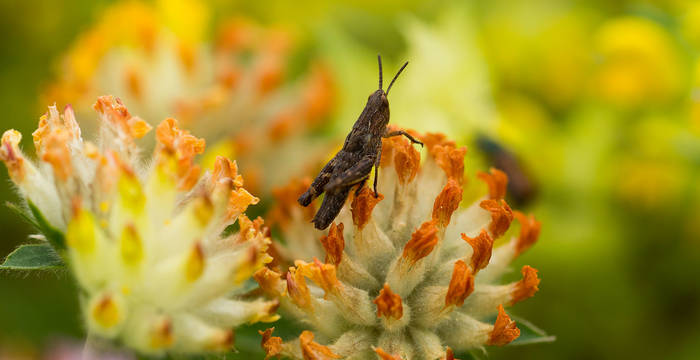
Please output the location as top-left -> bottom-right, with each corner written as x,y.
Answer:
298,55 -> 423,230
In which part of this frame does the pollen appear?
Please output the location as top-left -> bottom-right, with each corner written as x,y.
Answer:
432,179 -> 463,228
487,305 -> 520,346
374,284 -> 404,320
320,222 -> 345,265
259,328 -> 283,360
402,220 -> 439,265
511,265 -> 540,305
351,187 -> 384,229
461,229 -> 494,273
299,330 -> 341,360
477,168 -> 508,200
514,211 -> 541,257
445,260 -> 475,308
184,242 -> 205,283
479,199 -> 514,238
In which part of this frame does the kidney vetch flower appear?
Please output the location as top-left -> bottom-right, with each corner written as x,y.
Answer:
254,130 -> 542,359
0,96 -> 278,355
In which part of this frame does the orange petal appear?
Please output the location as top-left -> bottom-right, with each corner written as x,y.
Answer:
445,260 -> 475,308
477,168 -> 508,200
479,199 -> 514,239
432,179 -> 463,228
514,211 -> 541,257
297,259 -> 341,298
227,188 -> 260,220
390,136 -> 420,184
320,222 -> 345,265
487,305 -> 520,346
286,268 -> 312,311
443,347 -> 457,360
402,220 -> 439,265
259,328 -> 283,360
254,267 -> 285,297
373,284 -> 404,320
41,130 -> 73,181
94,95 -> 151,139
374,347 -> 403,360
511,265 -> 540,305
301,64 -> 335,124
461,229 -> 494,273
155,118 -> 206,190
420,132 -> 456,156
299,330 -> 341,360
351,187 -> 384,229
433,145 -> 466,185
0,130 -> 26,182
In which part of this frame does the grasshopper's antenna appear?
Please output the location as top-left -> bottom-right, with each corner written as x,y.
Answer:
386,61 -> 408,95
378,54 -> 383,91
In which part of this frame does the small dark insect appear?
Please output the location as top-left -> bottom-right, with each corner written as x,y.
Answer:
298,55 -> 423,230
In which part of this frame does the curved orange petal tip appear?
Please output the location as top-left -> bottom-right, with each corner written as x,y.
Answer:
432,179 -> 463,228
299,330 -> 341,360
41,130 -> 73,181
477,168 -> 508,200
254,267 -> 284,297
420,132 -> 456,156
445,260 -> 475,308
461,229 -> 494,273
374,347 -> 403,360
514,211 -> 541,257
212,156 -> 242,187
511,265 -> 540,305
479,199 -> 513,239
373,283 -> 403,320
351,187 -> 384,229
227,188 -> 260,220
434,145 -> 467,185
320,222 -> 345,265
392,136 -> 421,184
297,258 -> 340,298
286,268 -> 312,311
259,327 -> 283,360
487,305 -> 520,346
93,95 -> 152,139
155,118 -> 206,190
0,130 -> 26,182
402,220 -> 439,265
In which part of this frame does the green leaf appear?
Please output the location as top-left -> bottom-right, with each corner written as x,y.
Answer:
1,243 -> 65,270
26,200 -> 66,250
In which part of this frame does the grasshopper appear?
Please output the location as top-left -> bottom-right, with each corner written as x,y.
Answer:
298,55 -> 423,230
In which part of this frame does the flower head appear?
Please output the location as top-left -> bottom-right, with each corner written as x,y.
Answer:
44,1 -> 335,194
256,131 -> 542,359
1,96 -> 278,355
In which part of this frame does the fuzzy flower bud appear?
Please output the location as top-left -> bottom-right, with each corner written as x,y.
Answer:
0,97 -> 278,356
257,131 -> 542,359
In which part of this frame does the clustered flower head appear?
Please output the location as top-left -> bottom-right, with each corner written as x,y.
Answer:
255,129 -> 542,359
0,95 -> 279,355
44,0 -> 335,194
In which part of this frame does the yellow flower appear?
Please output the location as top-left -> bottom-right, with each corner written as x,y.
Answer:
591,16 -> 682,107
0,96 -> 278,355
255,131 -> 542,359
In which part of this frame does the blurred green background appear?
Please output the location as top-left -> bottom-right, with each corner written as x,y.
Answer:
2,0 -> 700,359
